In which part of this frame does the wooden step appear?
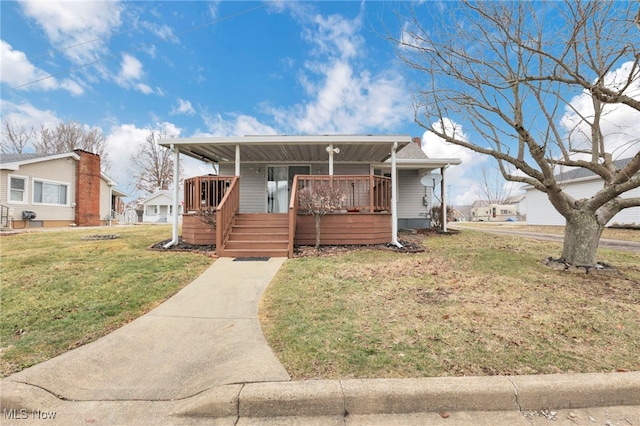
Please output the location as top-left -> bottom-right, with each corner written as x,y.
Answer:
231,223 -> 289,233
218,213 -> 290,258
224,240 -> 288,250
219,248 -> 289,258
229,232 -> 288,241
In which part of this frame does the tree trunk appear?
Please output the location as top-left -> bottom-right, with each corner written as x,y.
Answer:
561,210 -> 605,268
315,215 -> 321,249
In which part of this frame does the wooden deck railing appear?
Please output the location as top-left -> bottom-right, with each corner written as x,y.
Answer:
215,177 -> 239,250
294,175 -> 391,212
184,175 -> 236,213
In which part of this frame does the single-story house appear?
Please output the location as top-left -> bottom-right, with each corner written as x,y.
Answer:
525,159 -> 640,226
469,201 -> 518,222
0,150 -> 127,229
157,134 -> 461,258
141,189 -> 183,223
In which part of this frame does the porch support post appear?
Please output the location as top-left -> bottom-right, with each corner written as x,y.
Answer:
235,144 -> 240,177
441,166 -> 448,233
328,144 -> 334,176
391,142 -> 402,247
164,144 -> 180,248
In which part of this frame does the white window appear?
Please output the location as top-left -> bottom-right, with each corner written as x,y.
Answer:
146,205 -> 158,215
9,175 -> 27,203
33,180 -> 69,205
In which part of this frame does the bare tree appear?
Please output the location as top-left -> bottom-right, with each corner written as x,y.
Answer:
33,120 -> 107,159
131,129 -> 180,195
1,120 -> 34,154
474,166 -> 514,206
298,184 -> 345,249
393,1 -> 640,267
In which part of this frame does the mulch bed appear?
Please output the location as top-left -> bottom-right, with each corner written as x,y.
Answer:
149,231 -> 432,258
149,237 -> 217,257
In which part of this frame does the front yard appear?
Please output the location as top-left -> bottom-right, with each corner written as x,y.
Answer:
260,230 -> 640,379
0,225 -> 213,377
2,225 -> 638,380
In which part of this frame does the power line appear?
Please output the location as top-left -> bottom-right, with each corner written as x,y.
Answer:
10,3 -> 266,91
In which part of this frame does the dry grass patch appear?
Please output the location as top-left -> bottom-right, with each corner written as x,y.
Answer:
261,231 -> 640,379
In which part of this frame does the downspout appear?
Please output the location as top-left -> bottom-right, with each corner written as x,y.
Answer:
391,141 -> 402,248
163,144 -> 180,248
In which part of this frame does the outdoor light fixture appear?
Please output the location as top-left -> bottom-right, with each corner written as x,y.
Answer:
325,146 -> 340,154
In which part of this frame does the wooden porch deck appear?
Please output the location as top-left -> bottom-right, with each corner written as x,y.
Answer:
181,174 -> 392,258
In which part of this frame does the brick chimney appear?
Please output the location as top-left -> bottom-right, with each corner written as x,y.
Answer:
74,149 -> 101,226
412,137 -> 422,146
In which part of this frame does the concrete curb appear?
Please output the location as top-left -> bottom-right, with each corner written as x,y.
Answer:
168,372 -> 640,419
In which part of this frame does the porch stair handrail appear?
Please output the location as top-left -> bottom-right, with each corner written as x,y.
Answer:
288,176 -> 300,258
216,177 -> 240,253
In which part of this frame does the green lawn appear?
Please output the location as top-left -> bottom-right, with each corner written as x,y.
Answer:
0,225 -> 213,377
260,230 -> 640,379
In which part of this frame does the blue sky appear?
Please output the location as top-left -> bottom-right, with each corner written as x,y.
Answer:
4,0 -> 464,202
3,1 -> 637,205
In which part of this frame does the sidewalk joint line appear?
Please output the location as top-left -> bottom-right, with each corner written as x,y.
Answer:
338,379 -> 348,422
234,383 -> 244,426
506,377 -> 522,412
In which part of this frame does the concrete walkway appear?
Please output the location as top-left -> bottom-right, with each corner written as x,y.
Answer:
2,255 -> 639,425
3,257 -> 290,402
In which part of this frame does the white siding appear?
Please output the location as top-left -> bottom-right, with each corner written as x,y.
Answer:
526,179 -> 640,226
100,180 -> 111,219
220,163 -> 266,213
1,158 -> 76,222
142,193 -> 177,222
398,170 -> 430,219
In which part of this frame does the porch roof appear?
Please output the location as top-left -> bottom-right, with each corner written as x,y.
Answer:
158,134 -> 413,164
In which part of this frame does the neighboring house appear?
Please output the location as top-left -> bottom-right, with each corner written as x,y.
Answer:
470,200 -> 518,222
525,158 -> 640,226
158,134 -> 461,257
449,207 -> 468,222
0,150 -> 127,229
504,193 -> 526,221
141,190 -> 183,223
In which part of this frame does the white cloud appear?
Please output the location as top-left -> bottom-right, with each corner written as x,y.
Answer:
115,53 -> 153,94
18,0 -> 122,64
304,10 -> 365,60
560,61 -> 640,161
117,54 -> 143,81
140,21 -> 176,42
200,112 -> 277,137
421,119 -> 490,205
135,83 -> 153,95
171,98 -> 195,116
265,8 -> 410,134
0,100 -> 61,135
0,40 -> 84,95
105,121 -> 186,197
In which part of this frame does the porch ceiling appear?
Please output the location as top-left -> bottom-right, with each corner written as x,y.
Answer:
158,135 -> 413,164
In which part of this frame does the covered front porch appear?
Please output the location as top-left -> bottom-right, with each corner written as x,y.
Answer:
181,174 -> 393,257
158,135 -> 459,258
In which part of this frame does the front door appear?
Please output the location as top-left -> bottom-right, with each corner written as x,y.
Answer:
267,165 -> 310,213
